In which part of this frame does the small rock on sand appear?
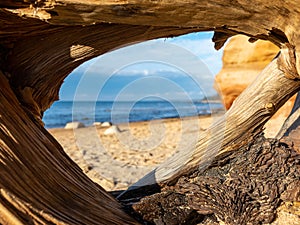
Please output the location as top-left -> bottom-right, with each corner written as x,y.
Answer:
64,122 -> 85,129
93,122 -> 102,126
101,122 -> 112,127
104,125 -> 121,135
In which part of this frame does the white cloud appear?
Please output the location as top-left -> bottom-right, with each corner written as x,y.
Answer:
61,32 -> 224,101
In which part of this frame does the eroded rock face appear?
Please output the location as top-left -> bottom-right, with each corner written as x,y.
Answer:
215,35 -> 296,137
215,35 -> 279,109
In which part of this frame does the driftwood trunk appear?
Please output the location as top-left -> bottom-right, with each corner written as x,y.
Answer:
134,54 -> 300,187
0,1 -> 300,224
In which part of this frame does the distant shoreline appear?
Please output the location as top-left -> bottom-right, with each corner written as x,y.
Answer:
44,100 -> 224,129
47,113 -> 224,131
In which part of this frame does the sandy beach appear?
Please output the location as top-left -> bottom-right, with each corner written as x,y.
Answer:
49,113 -> 286,191
49,115 -> 219,191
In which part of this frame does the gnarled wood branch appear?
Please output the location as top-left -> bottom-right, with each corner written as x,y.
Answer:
2,8 -> 202,119
134,51 -> 300,187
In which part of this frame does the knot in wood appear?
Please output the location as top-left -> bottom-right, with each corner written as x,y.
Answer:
265,102 -> 275,112
70,44 -> 95,61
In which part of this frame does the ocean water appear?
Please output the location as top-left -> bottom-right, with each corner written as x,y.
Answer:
43,101 -> 224,128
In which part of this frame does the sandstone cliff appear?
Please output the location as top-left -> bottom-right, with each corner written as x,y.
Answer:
215,35 -> 296,137
215,35 -> 279,109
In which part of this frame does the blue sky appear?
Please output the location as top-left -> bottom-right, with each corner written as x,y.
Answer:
60,31 -> 224,101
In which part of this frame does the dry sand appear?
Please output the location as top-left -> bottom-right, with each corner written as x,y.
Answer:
49,115 -> 218,191
49,113 -> 286,191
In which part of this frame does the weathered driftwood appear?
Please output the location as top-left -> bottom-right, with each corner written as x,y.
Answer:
3,9 -> 201,117
0,72 -> 139,224
0,1 -> 300,225
134,53 -> 300,187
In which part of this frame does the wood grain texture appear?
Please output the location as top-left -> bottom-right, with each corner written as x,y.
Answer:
0,71 -> 139,225
6,1 -> 300,75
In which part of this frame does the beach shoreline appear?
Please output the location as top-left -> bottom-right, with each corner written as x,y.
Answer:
48,111 -> 285,191
48,113 -> 220,130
